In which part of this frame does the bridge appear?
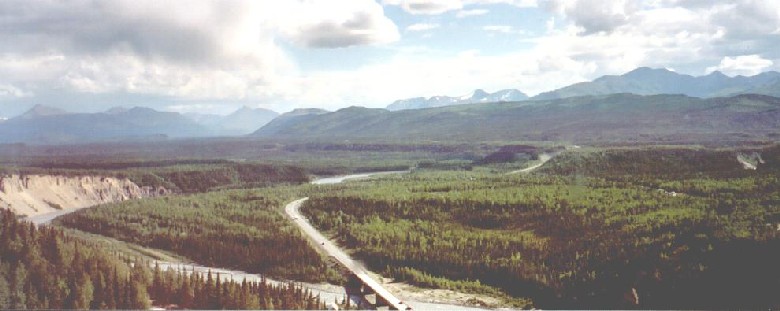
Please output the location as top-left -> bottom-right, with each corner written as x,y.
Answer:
344,271 -> 410,310
286,197 -> 412,310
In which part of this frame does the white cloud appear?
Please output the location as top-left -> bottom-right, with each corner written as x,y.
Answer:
383,0 -> 463,15
384,0 -> 537,15
536,1 -> 780,76
324,0 -> 778,107
456,9 -> 489,18
1,0 -> 779,115
709,1 -> 780,37
0,84 -> 32,98
482,25 -> 516,34
407,23 -> 441,32
706,55 -> 774,76
546,0 -> 638,34
278,1 -> 400,48
0,0 -> 400,109
470,0 -> 537,8
289,47 -> 598,110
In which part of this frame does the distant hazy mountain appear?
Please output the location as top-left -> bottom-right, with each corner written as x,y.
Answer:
105,106 -> 130,114
19,104 -> 70,119
182,106 -> 279,135
533,67 -> 780,100
215,106 -> 279,135
183,112 -> 223,126
387,89 -> 527,111
254,93 -> 780,143
485,89 -> 528,102
251,108 -> 329,137
0,105 -> 211,144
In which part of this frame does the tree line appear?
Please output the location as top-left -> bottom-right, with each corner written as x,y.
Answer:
56,187 -> 343,284
301,146 -> 780,309
0,161 -> 309,194
0,208 -> 323,309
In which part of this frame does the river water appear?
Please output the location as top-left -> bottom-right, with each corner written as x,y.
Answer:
25,209 -> 81,226
25,170 -> 490,310
311,170 -> 409,185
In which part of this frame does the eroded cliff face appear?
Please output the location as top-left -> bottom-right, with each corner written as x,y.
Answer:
0,174 -> 169,216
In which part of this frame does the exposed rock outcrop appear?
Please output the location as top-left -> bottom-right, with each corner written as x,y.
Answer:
0,174 -> 169,216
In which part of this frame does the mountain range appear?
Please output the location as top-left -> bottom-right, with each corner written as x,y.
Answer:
0,105 -> 280,144
0,105 -> 209,144
184,106 -> 279,135
254,108 -> 329,137
4,67 -> 780,144
387,89 -> 528,111
385,68 -> 780,111
532,67 -> 780,100
253,93 -> 780,143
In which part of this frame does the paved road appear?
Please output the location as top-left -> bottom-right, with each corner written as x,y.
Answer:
294,171 -> 489,310
24,169 -> 485,310
286,197 -> 412,310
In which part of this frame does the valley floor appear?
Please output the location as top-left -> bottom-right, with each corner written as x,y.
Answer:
6,142 -> 779,309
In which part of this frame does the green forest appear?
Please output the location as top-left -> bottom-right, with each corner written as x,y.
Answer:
301,146 -> 780,308
0,209 -> 324,309
0,140 -> 489,177
55,187 -> 343,284
31,142 -> 780,309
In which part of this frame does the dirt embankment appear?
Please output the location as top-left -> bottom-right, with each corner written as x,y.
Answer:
0,174 -> 168,216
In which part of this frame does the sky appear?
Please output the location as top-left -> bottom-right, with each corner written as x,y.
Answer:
0,0 -> 779,117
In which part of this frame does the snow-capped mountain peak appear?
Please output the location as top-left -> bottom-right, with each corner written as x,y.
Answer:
388,89 -> 528,111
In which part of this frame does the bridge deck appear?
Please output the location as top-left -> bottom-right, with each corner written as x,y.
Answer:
286,198 -> 411,310
354,272 -> 410,310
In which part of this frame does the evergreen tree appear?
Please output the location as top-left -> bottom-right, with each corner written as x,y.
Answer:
126,277 -> 150,310
178,273 -> 195,308
67,272 -> 94,310
10,262 -> 28,309
0,262 -> 12,309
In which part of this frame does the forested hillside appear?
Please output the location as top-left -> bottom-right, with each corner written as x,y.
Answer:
55,187 -> 343,284
253,93 -> 780,143
0,209 -> 324,309
532,67 -> 780,100
125,163 -> 309,193
0,140 -> 491,179
301,146 -> 780,308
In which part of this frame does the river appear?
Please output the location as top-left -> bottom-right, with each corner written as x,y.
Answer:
311,170 -> 409,185
25,208 -> 82,226
24,170 -> 490,310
